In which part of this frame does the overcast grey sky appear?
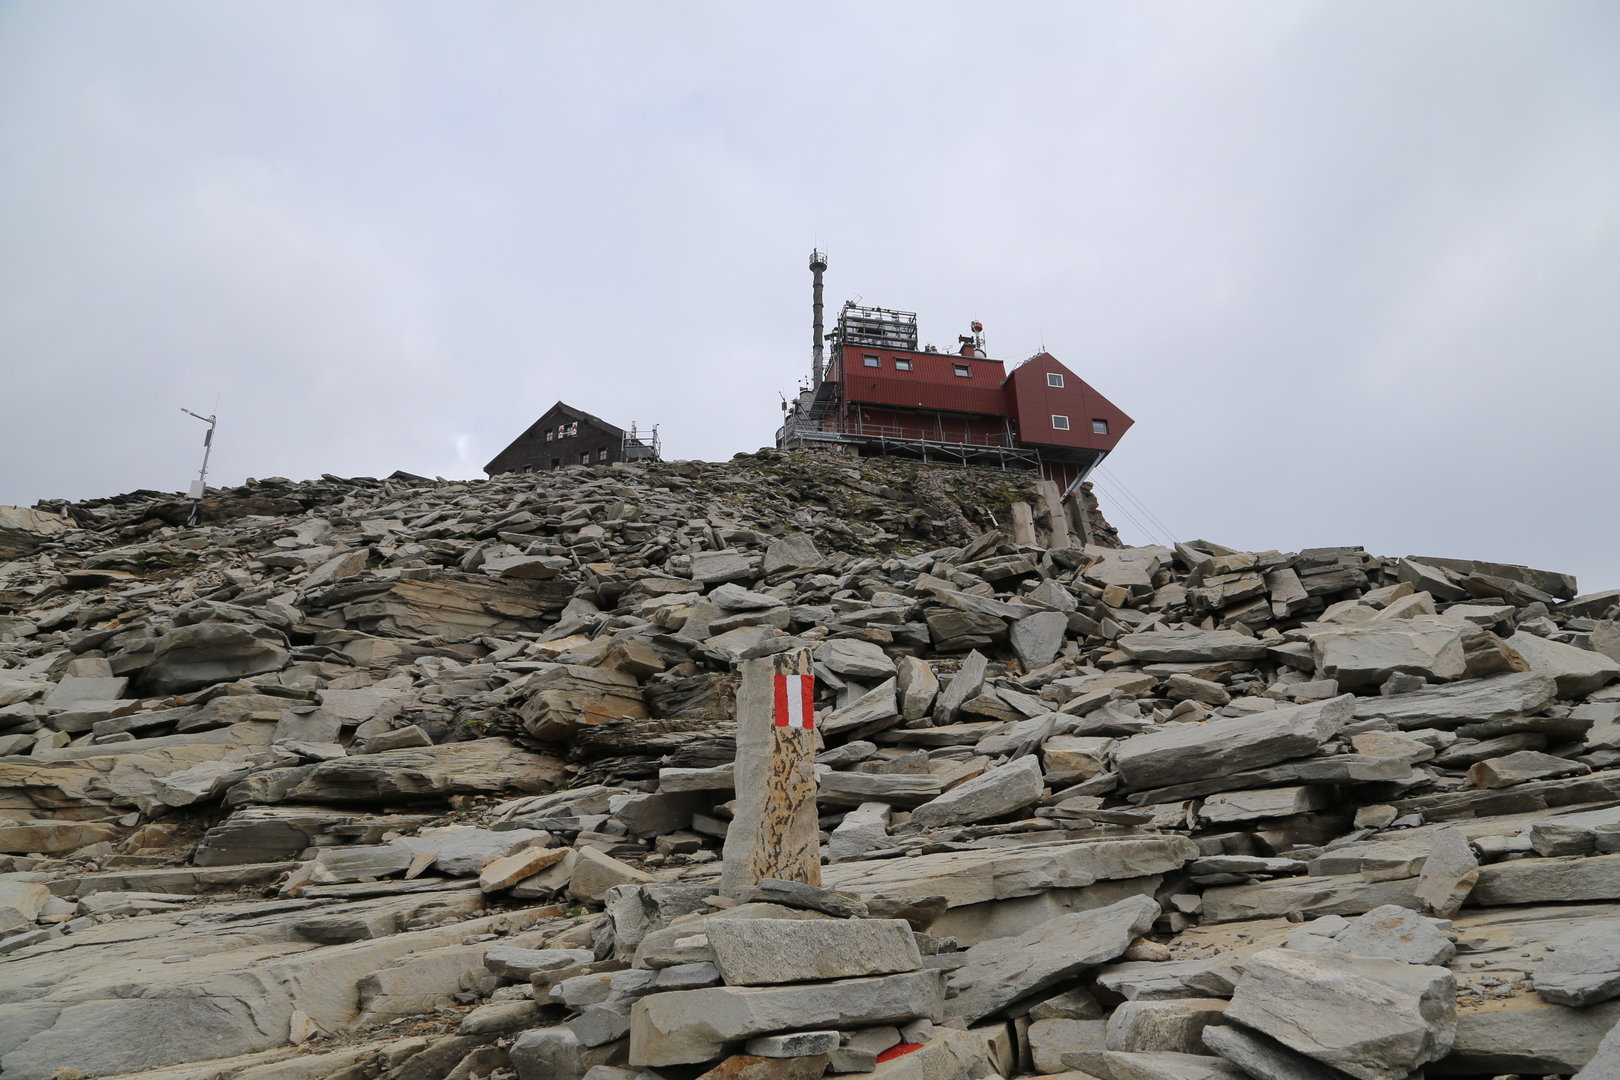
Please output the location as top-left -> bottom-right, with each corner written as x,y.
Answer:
2,2 -> 1617,591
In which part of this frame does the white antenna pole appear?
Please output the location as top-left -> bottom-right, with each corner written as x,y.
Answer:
180,407 -> 217,527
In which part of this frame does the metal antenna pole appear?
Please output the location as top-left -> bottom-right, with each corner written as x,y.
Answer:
180,408 -> 216,527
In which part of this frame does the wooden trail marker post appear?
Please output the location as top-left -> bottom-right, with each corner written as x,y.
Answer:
719,648 -> 821,898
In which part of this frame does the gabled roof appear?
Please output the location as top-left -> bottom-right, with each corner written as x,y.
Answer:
483,401 -> 627,475
550,401 -> 625,439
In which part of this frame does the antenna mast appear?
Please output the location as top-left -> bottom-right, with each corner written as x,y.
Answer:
180,407 -> 217,527
809,249 -> 828,388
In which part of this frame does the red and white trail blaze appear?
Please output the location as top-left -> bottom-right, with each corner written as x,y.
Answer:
772,673 -> 815,729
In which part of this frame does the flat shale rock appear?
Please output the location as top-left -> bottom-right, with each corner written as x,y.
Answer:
1450,995 -> 1620,1076
1507,630 -> 1620,698
1203,1023 -> 1346,1080
1114,695 -> 1350,790
629,970 -> 946,1067
697,1052 -> 832,1080
945,894 -> 1159,1023
1224,947 -> 1455,1080
908,755 -> 1042,828
518,664 -> 648,741
0,880 -> 50,933
1101,1051 -> 1247,1079
1469,749 -> 1591,788
1574,1015 -> 1620,1079
705,918 -> 921,985
1350,670 -> 1557,726
1533,925 -> 1620,1006
1474,853 -> 1620,905
139,623 -> 291,695
1118,630 -> 1269,662
822,836 -> 1198,909
1330,904 -> 1456,966
270,738 -> 563,805
1311,620 -> 1468,688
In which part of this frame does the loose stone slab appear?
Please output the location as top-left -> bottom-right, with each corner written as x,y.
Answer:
1350,671 -> 1557,726
1474,854 -> 1620,906
822,836 -> 1199,909
743,1030 -> 840,1057
1103,1051 -> 1248,1080
480,846 -> 569,892
1451,994 -> 1620,1076
945,894 -> 1159,1022
1104,998 -> 1228,1054
1468,750 -> 1591,788
629,969 -> 946,1067
1311,622 -> 1468,688
1224,947 -> 1456,1080
1533,925 -> 1620,1005
1198,786 -> 1331,824
1118,629 -> 1269,662
484,946 -> 594,980
819,770 -> 939,808
1507,631 -> 1620,698
0,880 -> 51,933
908,756 -> 1043,829
705,918 -> 921,986
1329,904 -> 1456,966
1114,695 -> 1351,791
1203,1024 -> 1346,1080
1202,875 -> 1422,924
1574,1010 -> 1620,1079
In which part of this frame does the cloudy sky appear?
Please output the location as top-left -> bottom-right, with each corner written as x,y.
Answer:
2,3 -> 1617,591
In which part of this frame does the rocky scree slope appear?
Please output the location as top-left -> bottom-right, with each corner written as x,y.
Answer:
0,453 -> 1618,1080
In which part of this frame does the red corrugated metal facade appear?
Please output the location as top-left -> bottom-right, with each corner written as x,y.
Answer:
834,344 -> 1133,454
1004,353 -> 1134,453
790,323 -> 1133,494
833,346 -> 1011,416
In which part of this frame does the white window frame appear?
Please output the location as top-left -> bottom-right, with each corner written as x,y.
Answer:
894,357 -> 912,371
544,430 -> 553,442
953,364 -> 971,378
1052,414 -> 1071,430
1092,418 -> 1109,435
597,448 -> 608,462
1047,372 -> 1065,388
863,354 -> 880,368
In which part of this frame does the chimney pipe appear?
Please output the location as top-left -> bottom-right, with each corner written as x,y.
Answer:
809,249 -> 828,388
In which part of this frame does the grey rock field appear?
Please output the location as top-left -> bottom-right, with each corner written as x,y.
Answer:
1,453 -> 1618,1078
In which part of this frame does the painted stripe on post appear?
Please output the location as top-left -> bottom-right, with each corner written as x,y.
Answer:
773,673 -> 814,729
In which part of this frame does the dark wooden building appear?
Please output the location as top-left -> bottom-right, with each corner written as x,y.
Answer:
484,402 -> 659,476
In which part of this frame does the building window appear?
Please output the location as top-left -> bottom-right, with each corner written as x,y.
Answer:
598,448 -> 608,462
1092,419 -> 1109,435
863,355 -> 880,368
953,364 -> 971,378
1047,372 -> 1065,388
551,458 -> 561,469
894,357 -> 912,371
1052,415 -> 1070,430
544,430 -> 553,442
580,452 -> 590,465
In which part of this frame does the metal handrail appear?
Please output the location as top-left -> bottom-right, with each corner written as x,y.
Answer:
814,419 -> 1017,448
